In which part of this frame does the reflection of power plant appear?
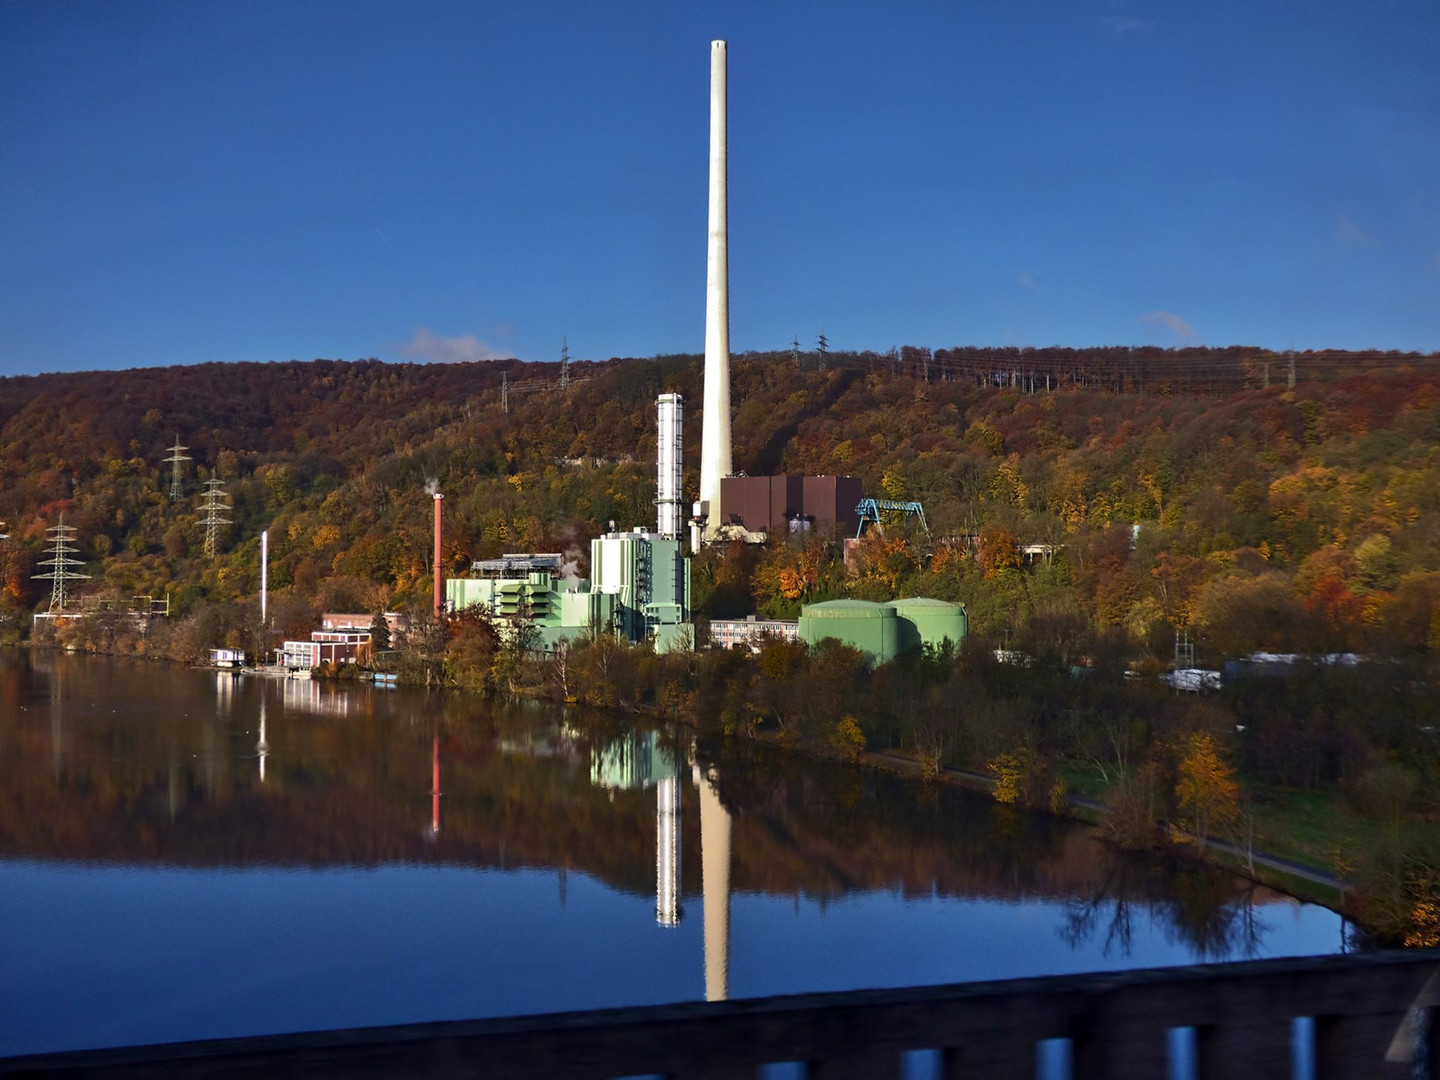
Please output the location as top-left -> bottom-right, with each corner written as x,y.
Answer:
429,730 -> 441,840
590,729 -> 674,791
256,697 -> 268,783
591,731 -> 682,927
696,762 -> 731,1002
656,775 -> 681,927
590,731 -> 734,996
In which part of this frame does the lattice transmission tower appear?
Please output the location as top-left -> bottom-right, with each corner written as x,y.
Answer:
197,477 -> 232,558
560,337 -> 570,390
32,515 -> 91,612
162,435 -> 191,501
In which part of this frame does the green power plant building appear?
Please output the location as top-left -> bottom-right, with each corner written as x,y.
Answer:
798,597 -> 966,664
591,530 -> 692,653
446,533 -> 693,654
445,554 -> 617,652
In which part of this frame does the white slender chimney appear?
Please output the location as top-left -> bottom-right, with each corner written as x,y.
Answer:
260,530 -> 268,628
657,394 -> 684,540
698,39 -> 731,542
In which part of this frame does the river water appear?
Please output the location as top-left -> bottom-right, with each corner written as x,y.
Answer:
0,650 -> 1345,1059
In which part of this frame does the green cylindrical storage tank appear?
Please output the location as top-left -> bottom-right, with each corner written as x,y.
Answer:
798,599 -> 899,664
892,597 -> 967,654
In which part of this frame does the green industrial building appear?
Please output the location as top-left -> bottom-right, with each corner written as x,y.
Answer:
591,530 -> 692,653
446,566 -> 617,653
798,597 -> 966,664
446,535 -> 693,654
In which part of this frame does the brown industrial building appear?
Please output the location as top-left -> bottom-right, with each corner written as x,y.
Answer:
718,475 -> 863,536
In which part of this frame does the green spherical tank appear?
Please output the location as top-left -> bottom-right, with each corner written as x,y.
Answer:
891,597 -> 967,654
798,599 -> 899,664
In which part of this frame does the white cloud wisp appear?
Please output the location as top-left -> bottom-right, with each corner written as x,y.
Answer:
401,326 -> 511,364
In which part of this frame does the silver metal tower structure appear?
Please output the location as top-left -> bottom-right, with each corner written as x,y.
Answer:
32,515 -> 90,612
197,477 -> 232,558
656,393 -> 684,540
162,436 -> 191,501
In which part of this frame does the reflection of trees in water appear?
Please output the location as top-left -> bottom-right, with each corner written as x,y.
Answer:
0,653 -> 1295,952
701,738 -> 1079,902
1061,846 -> 1268,961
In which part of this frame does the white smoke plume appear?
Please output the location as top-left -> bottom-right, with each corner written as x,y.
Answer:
424,478 -> 440,496
552,523 -> 588,582
402,326 -> 509,364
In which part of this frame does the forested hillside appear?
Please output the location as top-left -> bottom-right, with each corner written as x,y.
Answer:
2,347 -> 1439,664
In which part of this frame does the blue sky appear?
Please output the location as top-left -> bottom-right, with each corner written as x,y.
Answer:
1,0 -> 1437,376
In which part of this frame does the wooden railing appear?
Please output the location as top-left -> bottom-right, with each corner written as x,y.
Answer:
4,951 -> 1438,1079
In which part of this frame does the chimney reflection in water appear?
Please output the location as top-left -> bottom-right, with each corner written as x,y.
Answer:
256,697 -> 268,783
697,763 -> 731,1002
656,775 -> 681,927
429,729 -> 441,840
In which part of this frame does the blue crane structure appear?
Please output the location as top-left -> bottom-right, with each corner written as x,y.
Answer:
854,498 -> 929,539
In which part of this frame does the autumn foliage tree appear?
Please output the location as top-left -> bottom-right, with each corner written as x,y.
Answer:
1175,731 -> 1240,849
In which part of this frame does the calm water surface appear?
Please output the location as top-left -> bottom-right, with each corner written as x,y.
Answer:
0,651 -> 1344,1057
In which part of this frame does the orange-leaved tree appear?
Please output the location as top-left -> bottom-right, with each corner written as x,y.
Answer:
1175,731 -> 1240,850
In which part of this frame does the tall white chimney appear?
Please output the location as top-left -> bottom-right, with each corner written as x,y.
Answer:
657,393 -> 684,540
697,39 -> 731,543
260,529 -> 268,629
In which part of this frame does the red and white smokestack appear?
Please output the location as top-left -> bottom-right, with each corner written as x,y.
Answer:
433,493 -> 444,619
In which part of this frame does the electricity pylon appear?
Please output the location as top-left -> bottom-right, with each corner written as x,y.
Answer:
162,436 -> 191,501
32,515 -> 90,611
197,477 -> 232,558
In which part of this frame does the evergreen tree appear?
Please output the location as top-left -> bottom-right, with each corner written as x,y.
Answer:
370,611 -> 391,651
